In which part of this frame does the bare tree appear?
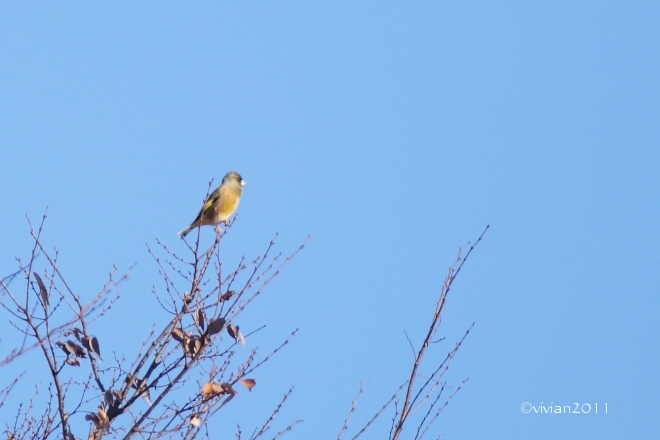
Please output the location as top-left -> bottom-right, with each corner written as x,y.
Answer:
0,204 -> 307,440
1,202 -> 487,440
338,226 -> 489,440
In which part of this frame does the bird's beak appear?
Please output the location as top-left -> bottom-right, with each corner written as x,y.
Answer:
241,180 -> 247,186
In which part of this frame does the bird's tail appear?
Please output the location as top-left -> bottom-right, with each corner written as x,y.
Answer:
178,226 -> 193,238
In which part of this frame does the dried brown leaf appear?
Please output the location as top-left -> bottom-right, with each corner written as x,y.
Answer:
171,328 -> 185,343
85,413 -> 101,429
33,272 -> 49,307
202,382 -> 234,398
220,382 -> 237,395
82,336 -> 102,360
129,378 -> 152,405
195,308 -> 205,330
103,389 -> 122,407
64,327 -> 83,341
240,378 -> 256,391
227,324 -> 246,346
219,290 -> 236,301
97,405 -> 110,431
104,390 -> 113,406
186,337 -> 202,357
201,382 -> 215,398
206,317 -> 226,336
67,340 -> 86,358
141,387 -> 152,406
65,358 -> 81,367
227,324 -> 238,340
57,340 -> 86,358
90,336 -> 101,359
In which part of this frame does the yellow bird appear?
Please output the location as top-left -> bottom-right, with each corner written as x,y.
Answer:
178,171 -> 247,238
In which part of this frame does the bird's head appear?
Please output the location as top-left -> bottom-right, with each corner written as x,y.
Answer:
224,171 -> 247,188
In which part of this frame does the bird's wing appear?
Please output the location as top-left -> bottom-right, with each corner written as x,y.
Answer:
202,190 -> 221,212
189,188 -> 221,225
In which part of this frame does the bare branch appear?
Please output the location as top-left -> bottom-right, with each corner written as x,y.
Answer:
337,381 -> 364,440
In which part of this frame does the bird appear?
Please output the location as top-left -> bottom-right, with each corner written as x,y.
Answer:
178,171 -> 246,238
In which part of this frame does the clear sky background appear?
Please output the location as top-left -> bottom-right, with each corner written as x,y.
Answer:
1,2 -> 659,439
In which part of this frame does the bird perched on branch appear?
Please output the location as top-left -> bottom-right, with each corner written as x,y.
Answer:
178,171 -> 247,238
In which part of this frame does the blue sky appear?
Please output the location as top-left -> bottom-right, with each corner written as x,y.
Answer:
1,2 -> 659,439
